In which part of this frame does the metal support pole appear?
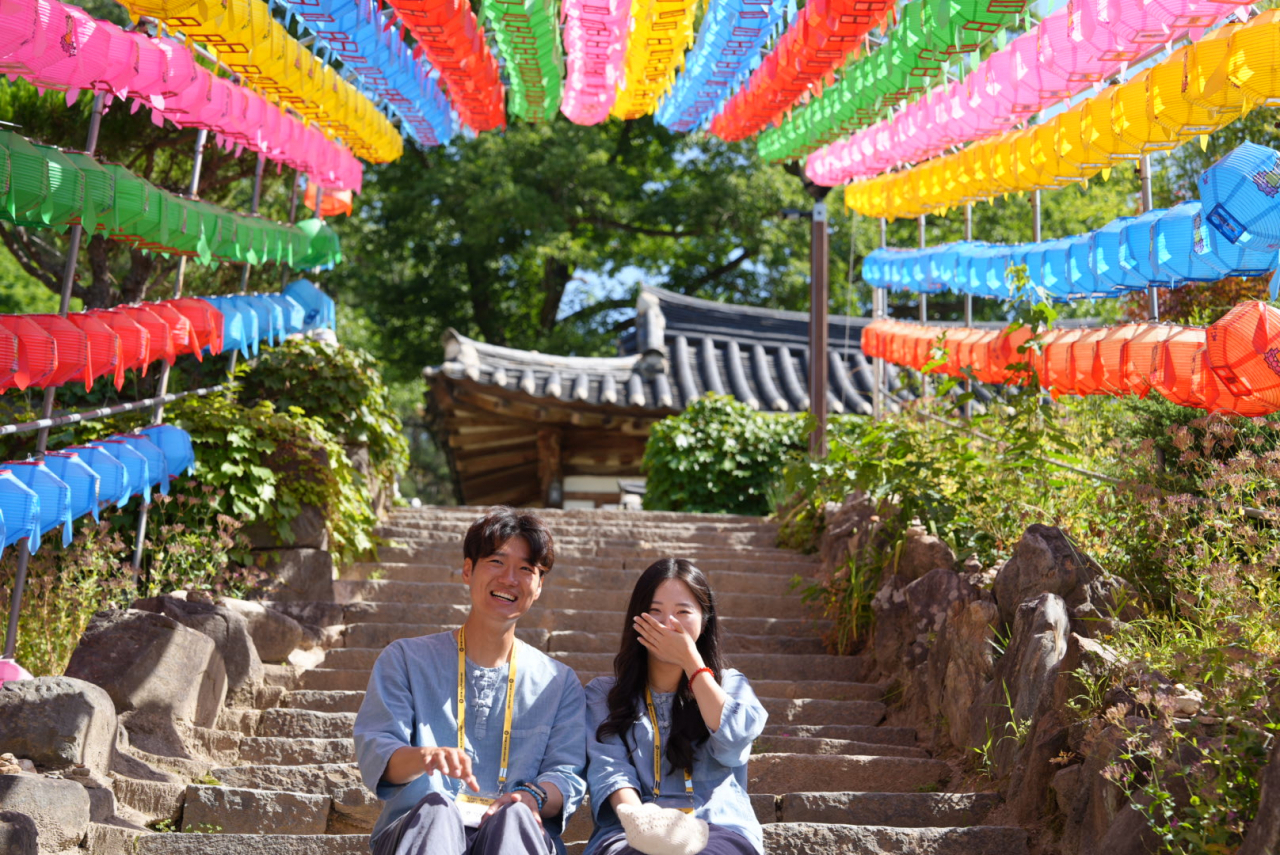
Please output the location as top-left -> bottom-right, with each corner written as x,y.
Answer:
228,153 -> 266,375
917,214 -> 927,323
151,129 -> 208,426
809,201 -> 830,457
282,170 -> 302,289
963,203 -> 974,419
1140,155 -> 1159,321
873,217 -> 886,421
5,93 -> 106,660
132,128 -> 208,579
1031,189 -> 1042,243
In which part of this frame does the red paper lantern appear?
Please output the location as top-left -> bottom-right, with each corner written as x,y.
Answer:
1121,324 -> 1177,398
1094,323 -> 1144,395
140,302 -> 196,359
115,305 -> 175,368
1204,301 -> 1280,407
1149,326 -> 1208,408
87,309 -> 150,384
0,316 -> 58,391
65,313 -> 122,390
28,314 -> 91,391
167,298 -> 224,356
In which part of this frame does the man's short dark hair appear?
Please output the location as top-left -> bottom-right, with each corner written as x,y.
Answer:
463,506 -> 555,576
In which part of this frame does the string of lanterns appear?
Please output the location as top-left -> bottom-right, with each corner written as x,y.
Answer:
707,0 -> 895,142
0,0 -> 364,189
841,12 -> 1280,219
560,0 -> 629,124
112,0 -> 404,162
654,0 -> 790,133
863,301 -> 1280,416
481,0 -> 564,122
610,0 -> 701,120
759,0 -> 1027,163
1,130 -> 343,269
386,0 -> 506,132
275,0 -> 454,147
0,425 -> 196,553
813,1 -> 1257,191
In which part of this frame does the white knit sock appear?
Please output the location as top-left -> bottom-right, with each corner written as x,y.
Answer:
615,803 -> 710,855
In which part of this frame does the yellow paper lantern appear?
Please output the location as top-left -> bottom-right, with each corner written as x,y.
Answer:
1148,45 -> 1224,137
1227,9 -> 1280,109
1111,70 -> 1181,152
1185,22 -> 1245,116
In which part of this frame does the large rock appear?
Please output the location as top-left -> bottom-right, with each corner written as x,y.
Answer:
0,677 -> 117,774
904,568 -> 976,661
253,549 -> 334,603
218,598 -> 305,663
133,596 -> 262,692
243,504 -> 329,551
0,810 -> 38,855
968,594 -> 1070,779
932,599 -> 999,750
818,492 -> 900,572
0,774 -> 91,852
65,610 -> 227,754
181,785 -> 330,834
1240,743 -> 1280,855
894,527 -> 957,582
993,525 -> 1103,626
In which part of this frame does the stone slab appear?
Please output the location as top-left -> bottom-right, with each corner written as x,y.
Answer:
779,792 -> 1002,827
762,823 -> 1029,855
182,785 -> 330,835
748,755 -> 950,795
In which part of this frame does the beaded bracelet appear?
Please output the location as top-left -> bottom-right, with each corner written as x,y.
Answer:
687,666 -> 716,693
511,783 -> 547,813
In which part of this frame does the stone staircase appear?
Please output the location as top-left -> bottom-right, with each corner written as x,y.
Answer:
125,506 -> 1029,854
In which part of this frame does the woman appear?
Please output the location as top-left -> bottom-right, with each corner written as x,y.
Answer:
583,558 -> 767,855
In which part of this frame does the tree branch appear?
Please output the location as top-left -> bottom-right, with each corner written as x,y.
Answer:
0,224 -> 62,293
690,247 -> 753,287
579,216 -> 699,238
557,296 -> 635,326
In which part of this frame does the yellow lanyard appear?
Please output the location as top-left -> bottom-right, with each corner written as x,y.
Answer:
645,688 -> 694,803
457,628 -> 518,791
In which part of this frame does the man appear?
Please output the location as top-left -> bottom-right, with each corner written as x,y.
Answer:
355,507 -> 586,855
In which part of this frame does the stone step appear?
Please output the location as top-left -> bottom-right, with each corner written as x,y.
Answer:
748,755 -> 950,795
209,764 -> 378,832
340,623 -> 550,652
181,785 -> 331,835
760,724 -> 918,746
760,698 -> 886,727
335,602 -> 827,639
134,834 -> 369,855
376,528 -> 784,550
546,630 -> 827,656
549,652 -> 870,684
253,709 -> 357,739
386,505 -> 773,524
777,792 -> 1002,828
342,562 -> 804,596
237,736 -> 355,767
374,545 -> 814,577
752,737 -> 929,759
285,690 -> 365,714
274,676 -> 891,717
85,819 -> 150,854
334,580 -> 811,619
761,823 -> 1029,855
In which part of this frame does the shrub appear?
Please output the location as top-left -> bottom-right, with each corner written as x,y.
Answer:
642,394 -> 807,516
238,338 -> 408,489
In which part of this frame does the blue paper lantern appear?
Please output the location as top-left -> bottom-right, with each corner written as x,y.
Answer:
1200,216 -> 1276,277
1040,239 -> 1074,300
110,434 -> 169,497
229,296 -> 262,355
284,279 -> 336,330
862,252 -> 887,288
91,440 -> 151,505
1197,141 -> 1280,252
43,452 -> 102,523
1091,218 -> 1148,291
61,445 -> 130,509
241,296 -> 280,348
5,462 -> 73,549
0,469 -> 39,551
204,296 -> 251,359
1066,236 -> 1103,298
267,294 -> 306,336
1152,202 -> 1222,284
1119,209 -> 1166,284
140,425 -> 196,481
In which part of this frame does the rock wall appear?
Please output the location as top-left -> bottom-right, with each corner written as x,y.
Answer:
816,492 -> 1276,855
0,593 -> 344,854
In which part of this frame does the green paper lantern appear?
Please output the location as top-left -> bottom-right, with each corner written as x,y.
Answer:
63,152 -> 116,234
0,131 -> 50,225
29,144 -> 85,230
102,163 -> 149,236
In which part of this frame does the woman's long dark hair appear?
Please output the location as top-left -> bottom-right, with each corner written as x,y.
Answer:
596,558 -> 728,778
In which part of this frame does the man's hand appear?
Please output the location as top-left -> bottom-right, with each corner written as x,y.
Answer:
481,791 -> 543,827
386,746 -> 479,790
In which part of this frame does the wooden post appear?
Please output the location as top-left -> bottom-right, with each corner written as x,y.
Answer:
809,201 -> 829,457
536,428 -> 564,508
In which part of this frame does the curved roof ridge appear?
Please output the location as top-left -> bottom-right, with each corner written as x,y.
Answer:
439,328 -> 643,373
